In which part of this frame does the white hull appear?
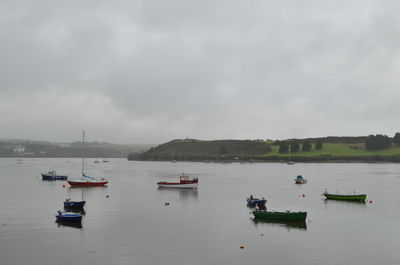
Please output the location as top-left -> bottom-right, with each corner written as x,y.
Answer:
158,183 -> 198,189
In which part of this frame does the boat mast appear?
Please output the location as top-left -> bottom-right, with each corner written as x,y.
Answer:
82,130 -> 85,177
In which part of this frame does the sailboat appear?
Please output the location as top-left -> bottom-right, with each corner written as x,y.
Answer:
67,131 -> 108,187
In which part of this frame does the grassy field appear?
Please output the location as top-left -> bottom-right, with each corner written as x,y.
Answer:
265,143 -> 400,157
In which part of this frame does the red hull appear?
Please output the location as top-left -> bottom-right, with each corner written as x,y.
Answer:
68,180 -> 108,187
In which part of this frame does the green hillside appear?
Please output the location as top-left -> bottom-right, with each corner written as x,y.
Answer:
267,143 -> 400,157
130,139 -> 271,160
129,136 -> 400,162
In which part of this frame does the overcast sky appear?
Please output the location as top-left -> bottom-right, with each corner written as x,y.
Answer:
1,0 -> 399,144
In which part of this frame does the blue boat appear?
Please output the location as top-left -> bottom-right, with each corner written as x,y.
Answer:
64,198 -> 86,208
41,171 -> 68,181
247,195 -> 267,207
55,211 -> 82,222
294,175 -> 307,184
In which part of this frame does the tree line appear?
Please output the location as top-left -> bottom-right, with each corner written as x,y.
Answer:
365,133 -> 400,150
276,140 -> 323,153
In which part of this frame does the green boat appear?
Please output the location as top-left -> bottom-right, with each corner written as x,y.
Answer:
322,190 -> 366,201
252,210 -> 307,221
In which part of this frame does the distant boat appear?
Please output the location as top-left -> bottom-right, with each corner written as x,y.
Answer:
253,210 -> 307,221
94,159 -> 100,163
322,189 -> 366,201
157,174 -> 198,189
247,195 -> 267,208
41,171 -> 68,181
294,175 -> 307,184
102,159 -> 109,163
55,211 -> 82,223
67,131 -> 108,187
17,159 -> 23,164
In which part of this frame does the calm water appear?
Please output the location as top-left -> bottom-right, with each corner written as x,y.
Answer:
0,158 -> 399,265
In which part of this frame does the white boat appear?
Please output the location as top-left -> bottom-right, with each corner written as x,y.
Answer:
157,174 -> 198,189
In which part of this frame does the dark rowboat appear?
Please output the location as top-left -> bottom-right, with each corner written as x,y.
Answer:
64,198 -> 86,208
41,171 -> 68,181
322,190 -> 366,201
55,211 -> 82,223
253,210 -> 307,221
247,195 -> 267,207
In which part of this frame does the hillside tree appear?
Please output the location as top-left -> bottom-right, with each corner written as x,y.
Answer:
290,141 -> 300,152
393,133 -> 400,145
365,134 -> 391,150
315,141 -> 323,150
302,140 -> 312,151
279,142 -> 289,153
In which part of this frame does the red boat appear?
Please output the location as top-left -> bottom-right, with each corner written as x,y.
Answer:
157,175 -> 198,189
67,131 -> 108,187
68,178 -> 108,187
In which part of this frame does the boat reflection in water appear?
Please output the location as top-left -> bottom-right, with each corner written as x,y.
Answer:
157,187 -> 198,201
323,198 -> 367,208
56,220 -> 83,229
251,218 -> 307,231
63,208 -> 86,215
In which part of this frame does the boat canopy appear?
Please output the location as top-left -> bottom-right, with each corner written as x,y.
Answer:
82,173 -> 95,180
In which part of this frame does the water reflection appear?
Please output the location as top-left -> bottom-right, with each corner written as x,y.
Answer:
64,208 -> 86,215
56,220 -> 83,229
157,187 -> 198,201
322,198 -> 367,208
251,218 -> 307,231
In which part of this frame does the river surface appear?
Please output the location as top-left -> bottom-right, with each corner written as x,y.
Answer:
0,158 -> 399,265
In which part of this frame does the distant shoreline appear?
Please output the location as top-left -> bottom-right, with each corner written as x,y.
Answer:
128,156 -> 400,163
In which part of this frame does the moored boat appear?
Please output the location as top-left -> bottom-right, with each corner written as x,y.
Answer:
55,211 -> 82,223
67,131 -> 108,187
64,198 -> 86,208
322,190 -> 366,201
41,171 -> 68,181
157,174 -> 198,189
294,175 -> 307,184
253,209 -> 307,221
247,195 -> 267,207
68,176 -> 108,187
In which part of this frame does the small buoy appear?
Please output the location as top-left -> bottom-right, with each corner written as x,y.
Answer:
106,194 -> 109,198
302,194 -> 306,197
260,233 -> 264,236
369,200 -> 373,203
240,245 -> 244,249
62,184 -> 66,188
165,202 -> 170,206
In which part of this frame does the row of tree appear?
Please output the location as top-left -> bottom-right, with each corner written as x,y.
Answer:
278,140 -> 323,153
365,133 -> 400,150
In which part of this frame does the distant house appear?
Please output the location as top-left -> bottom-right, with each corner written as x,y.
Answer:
13,145 -> 25,153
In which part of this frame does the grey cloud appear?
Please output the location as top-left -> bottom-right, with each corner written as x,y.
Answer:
1,0 -> 399,143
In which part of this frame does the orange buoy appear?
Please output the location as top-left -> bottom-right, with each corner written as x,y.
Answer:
240,245 -> 244,249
